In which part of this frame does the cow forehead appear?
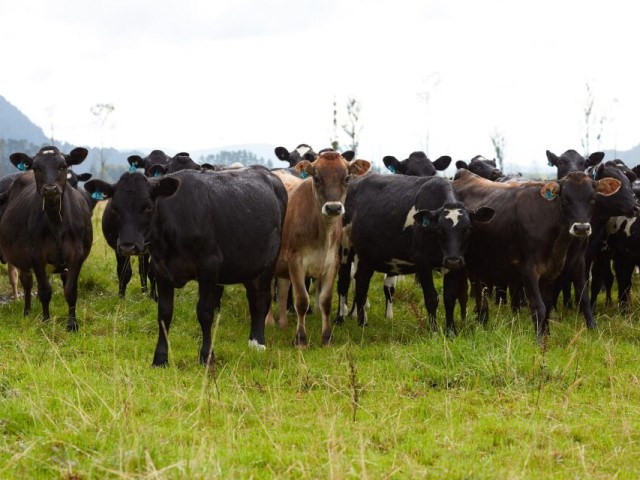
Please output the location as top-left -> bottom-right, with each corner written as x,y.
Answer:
315,154 -> 349,172
443,207 -> 464,226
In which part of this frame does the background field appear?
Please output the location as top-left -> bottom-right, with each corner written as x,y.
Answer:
1,207 -> 639,479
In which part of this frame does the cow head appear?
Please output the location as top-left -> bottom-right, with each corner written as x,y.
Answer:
128,149 -> 172,177
546,149 -> 604,179
85,172 -> 180,256
413,202 -> 495,270
274,144 -> 317,168
148,152 -> 201,176
540,171 -> 621,237
383,152 -> 451,177
455,155 -> 503,181
295,150 -> 370,218
587,160 -> 640,217
10,146 -> 88,203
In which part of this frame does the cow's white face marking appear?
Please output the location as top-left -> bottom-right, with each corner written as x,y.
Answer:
67,173 -> 72,179
403,206 -> 418,230
444,208 -> 463,226
386,258 -> 414,274
42,149 -> 56,155
296,145 -> 311,157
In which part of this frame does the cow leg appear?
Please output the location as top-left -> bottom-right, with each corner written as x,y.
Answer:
32,265 -> 52,322
245,272 -> 272,350
353,262 -> 374,327
276,277 -> 291,329
614,257 -> 634,314
571,260 -> 595,329
457,270 -> 468,321
603,259 -> 614,306
417,270 -> 438,332
383,275 -> 397,320
288,261 -> 310,347
138,254 -> 148,294
494,283 -> 508,306
196,279 -> 217,366
470,279 -> 488,324
8,263 -> 19,300
319,263 -> 340,345
334,247 -> 355,325
443,271 -> 460,336
19,270 -> 33,316
147,257 -> 157,301
152,279 -> 175,367
116,254 -> 132,298
62,264 -> 82,332
520,267 -> 546,339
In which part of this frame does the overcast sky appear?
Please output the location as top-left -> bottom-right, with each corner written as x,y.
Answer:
1,0 -> 638,173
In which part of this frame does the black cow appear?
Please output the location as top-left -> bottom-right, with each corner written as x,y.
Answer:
452,169 -> 620,338
603,213 -> 640,313
547,151 -> 638,326
383,151 -> 451,177
85,166 -> 287,366
0,146 -> 93,331
335,173 -> 494,334
455,155 -> 502,181
127,150 -> 172,177
148,152 -> 202,176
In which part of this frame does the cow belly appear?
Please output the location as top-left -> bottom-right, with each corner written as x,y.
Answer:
301,246 -> 339,279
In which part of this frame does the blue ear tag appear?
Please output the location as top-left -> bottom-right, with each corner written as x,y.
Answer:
129,164 -> 137,173
547,161 -> 554,167
545,189 -> 553,200
422,217 -> 430,226
387,165 -> 397,173
300,171 -> 309,179
153,170 -> 162,177
592,167 -> 598,180
17,161 -> 27,171
91,191 -> 106,201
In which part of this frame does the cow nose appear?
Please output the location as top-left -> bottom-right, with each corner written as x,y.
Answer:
443,257 -> 465,270
322,202 -> 345,216
570,223 -> 592,237
117,242 -> 140,256
41,184 -> 60,197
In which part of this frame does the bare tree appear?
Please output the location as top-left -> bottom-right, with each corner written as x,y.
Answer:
91,103 -> 115,178
416,73 -> 441,155
581,82 -> 607,156
490,128 -> 506,171
330,96 -> 340,151
341,97 -> 363,154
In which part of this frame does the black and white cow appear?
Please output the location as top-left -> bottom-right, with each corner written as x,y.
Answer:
85,166 -> 287,366
274,144 -> 317,169
335,173 -> 494,334
383,151 -> 451,177
0,146 -> 93,331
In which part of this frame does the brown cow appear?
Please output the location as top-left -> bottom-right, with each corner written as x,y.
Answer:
266,150 -> 370,347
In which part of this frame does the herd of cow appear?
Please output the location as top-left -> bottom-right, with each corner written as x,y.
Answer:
0,144 -> 639,366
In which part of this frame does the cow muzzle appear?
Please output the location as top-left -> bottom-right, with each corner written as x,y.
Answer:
117,241 -> 143,256
570,222 -> 592,237
41,184 -> 62,198
322,202 -> 345,217
443,256 -> 465,270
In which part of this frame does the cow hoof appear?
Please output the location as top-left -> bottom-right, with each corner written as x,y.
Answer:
67,321 -> 78,332
294,333 -> 308,348
321,332 -> 332,346
334,315 -> 344,325
152,353 -> 169,367
248,339 -> 266,351
586,321 -> 597,330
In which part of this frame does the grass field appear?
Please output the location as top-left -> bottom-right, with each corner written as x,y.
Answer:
1,207 -> 640,479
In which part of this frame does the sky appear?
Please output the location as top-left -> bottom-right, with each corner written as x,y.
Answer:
1,0 -> 639,174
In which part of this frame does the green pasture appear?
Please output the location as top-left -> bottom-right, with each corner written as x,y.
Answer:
1,207 -> 639,479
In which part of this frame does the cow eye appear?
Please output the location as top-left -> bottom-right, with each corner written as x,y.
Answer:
143,206 -> 153,214
343,175 -> 351,184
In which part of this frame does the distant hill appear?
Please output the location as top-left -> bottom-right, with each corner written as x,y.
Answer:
0,95 -> 49,146
602,144 -> 640,167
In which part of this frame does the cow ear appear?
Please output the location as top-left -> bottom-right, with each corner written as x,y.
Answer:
349,159 -> 371,176
148,164 -> 167,177
151,177 -> 180,199
432,155 -> 452,171
470,206 -> 495,224
546,150 -> 559,167
342,151 -> 356,162
295,160 -> 315,179
540,181 -> 560,200
84,179 -> 115,201
274,147 -> 291,161
455,160 -> 468,170
66,147 -> 89,166
586,151 -> 605,167
9,153 -> 33,171
128,155 -> 144,169
413,209 -> 439,227
383,156 -> 403,174
76,172 -> 92,182
595,177 -> 621,197
201,163 -> 215,171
